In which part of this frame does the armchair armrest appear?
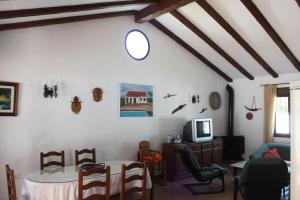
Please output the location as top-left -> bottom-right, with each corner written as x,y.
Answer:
202,165 -> 226,176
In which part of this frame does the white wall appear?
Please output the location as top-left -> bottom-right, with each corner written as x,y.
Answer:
290,80 -> 300,200
0,16 -> 228,199
230,73 -> 300,159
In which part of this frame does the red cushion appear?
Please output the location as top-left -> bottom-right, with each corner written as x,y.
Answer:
142,152 -> 162,164
263,148 -> 281,158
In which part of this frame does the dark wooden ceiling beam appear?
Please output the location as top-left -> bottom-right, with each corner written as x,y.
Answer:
150,19 -> 233,82
135,0 -> 194,23
296,0 -> 300,7
0,10 -> 136,32
0,0 -> 156,19
241,0 -> 300,71
196,0 -> 279,78
171,10 -> 254,80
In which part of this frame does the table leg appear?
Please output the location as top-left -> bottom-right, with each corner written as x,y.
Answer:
151,184 -> 153,200
233,167 -> 238,177
233,178 -> 238,200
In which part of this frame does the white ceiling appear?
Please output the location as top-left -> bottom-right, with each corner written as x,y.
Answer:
156,0 -> 300,79
0,0 -> 299,80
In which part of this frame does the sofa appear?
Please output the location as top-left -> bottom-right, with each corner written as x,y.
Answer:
249,143 -> 290,161
234,158 -> 289,200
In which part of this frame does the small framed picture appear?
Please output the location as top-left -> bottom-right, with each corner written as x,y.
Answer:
120,83 -> 153,117
0,81 -> 19,116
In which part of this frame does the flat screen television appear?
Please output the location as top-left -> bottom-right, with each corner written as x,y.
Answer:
183,118 -> 213,142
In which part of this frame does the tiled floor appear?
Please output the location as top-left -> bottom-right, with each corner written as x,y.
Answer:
152,169 -> 289,200
111,166 -> 289,200
153,174 -> 236,200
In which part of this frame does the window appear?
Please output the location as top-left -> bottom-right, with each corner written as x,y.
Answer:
274,87 -> 290,137
125,29 -> 150,60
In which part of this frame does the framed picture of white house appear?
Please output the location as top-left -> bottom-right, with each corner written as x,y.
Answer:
119,83 -> 153,117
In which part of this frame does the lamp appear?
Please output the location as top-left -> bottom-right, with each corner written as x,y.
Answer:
43,83 -> 58,98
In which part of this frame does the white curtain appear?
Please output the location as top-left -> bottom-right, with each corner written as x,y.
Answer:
263,85 -> 277,143
290,80 -> 300,200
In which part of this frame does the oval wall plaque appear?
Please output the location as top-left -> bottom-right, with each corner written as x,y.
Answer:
209,92 -> 221,110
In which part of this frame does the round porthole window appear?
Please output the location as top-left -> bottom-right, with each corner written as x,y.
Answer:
125,29 -> 150,60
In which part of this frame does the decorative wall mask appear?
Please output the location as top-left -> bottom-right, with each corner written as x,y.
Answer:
246,112 -> 253,120
244,96 -> 261,111
93,88 -> 103,102
71,96 -> 81,114
209,92 -> 221,110
172,104 -> 187,114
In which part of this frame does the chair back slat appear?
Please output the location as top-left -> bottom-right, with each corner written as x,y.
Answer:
42,161 -> 64,168
84,194 -> 105,200
82,166 -> 107,176
124,162 -> 144,170
43,151 -> 63,157
127,186 -> 143,193
78,166 -> 110,200
40,151 -> 65,170
120,162 -> 146,200
83,181 -> 107,190
6,165 -> 17,200
125,175 -> 143,183
75,148 -> 96,165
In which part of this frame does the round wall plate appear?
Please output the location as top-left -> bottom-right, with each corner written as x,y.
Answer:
246,112 -> 253,120
209,92 -> 221,110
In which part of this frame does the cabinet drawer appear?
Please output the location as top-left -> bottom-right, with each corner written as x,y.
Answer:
190,144 -> 202,151
202,143 -> 212,150
213,141 -> 223,148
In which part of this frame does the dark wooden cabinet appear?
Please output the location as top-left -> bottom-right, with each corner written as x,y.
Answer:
212,140 -> 223,164
162,139 -> 223,181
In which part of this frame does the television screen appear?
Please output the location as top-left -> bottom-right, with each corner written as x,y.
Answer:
183,118 -> 213,142
196,120 -> 211,138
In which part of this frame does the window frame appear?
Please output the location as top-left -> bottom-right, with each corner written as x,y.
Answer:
274,87 -> 291,138
124,29 -> 150,61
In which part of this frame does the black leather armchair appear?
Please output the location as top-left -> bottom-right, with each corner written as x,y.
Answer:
177,144 -> 227,195
233,158 -> 289,200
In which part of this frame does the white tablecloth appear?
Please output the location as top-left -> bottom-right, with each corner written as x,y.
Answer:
20,161 -> 152,200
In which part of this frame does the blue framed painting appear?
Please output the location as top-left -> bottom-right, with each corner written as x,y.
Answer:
120,83 -> 153,117
0,81 -> 19,116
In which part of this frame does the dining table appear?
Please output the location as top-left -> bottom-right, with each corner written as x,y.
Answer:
20,160 -> 152,200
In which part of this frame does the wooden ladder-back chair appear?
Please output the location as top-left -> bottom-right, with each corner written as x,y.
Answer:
137,141 -> 150,161
120,162 -> 147,200
40,150 -> 65,170
138,140 -> 166,185
75,148 -> 96,165
78,166 -> 111,200
6,165 -> 17,200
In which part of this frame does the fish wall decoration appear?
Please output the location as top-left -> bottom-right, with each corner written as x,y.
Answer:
164,93 -> 177,99
172,104 -> 187,114
200,107 -> 207,113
